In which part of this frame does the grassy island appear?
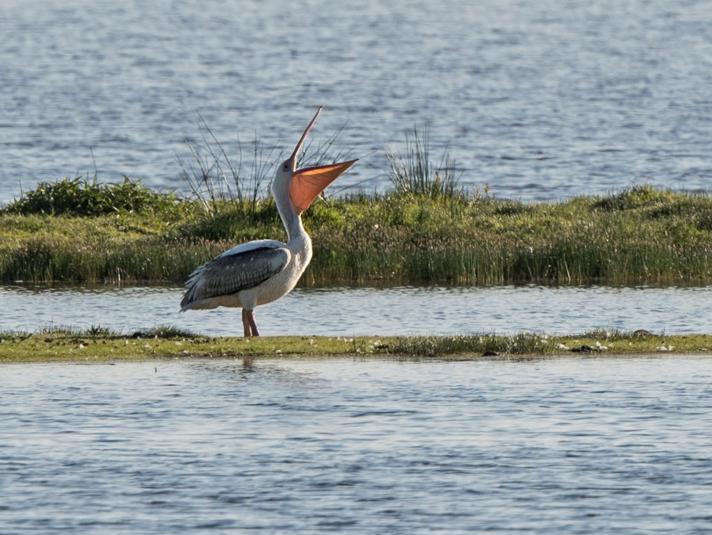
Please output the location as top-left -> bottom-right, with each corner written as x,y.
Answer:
0,328 -> 710,363
1,179 -> 711,286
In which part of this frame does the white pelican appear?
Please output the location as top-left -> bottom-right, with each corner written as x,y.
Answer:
180,107 -> 356,337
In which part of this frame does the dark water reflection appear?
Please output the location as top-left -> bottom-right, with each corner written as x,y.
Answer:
2,358 -> 712,533
1,285 -> 711,336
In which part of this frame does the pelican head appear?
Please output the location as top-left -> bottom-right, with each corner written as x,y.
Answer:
273,106 -> 357,215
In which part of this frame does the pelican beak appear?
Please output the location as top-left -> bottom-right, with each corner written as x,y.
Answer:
290,159 -> 358,213
288,107 -> 322,172
287,106 -> 357,213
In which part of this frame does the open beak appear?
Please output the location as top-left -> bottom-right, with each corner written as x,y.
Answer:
287,107 -> 357,214
290,160 -> 358,213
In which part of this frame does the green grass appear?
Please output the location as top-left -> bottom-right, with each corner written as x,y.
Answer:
0,328 -> 710,362
1,181 -> 711,286
5,177 -> 177,216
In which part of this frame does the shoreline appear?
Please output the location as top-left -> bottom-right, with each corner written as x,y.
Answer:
1,331 -> 710,363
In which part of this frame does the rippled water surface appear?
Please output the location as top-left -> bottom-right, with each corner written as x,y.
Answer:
2,358 -> 712,533
2,285 -> 711,336
1,0 -> 712,203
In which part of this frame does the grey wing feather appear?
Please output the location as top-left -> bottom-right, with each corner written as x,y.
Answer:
181,246 -> 290,309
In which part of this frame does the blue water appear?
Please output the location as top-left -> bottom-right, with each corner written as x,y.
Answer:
2,357 -> 712,533
1,0 -> 711,204
2,284 -> 712,336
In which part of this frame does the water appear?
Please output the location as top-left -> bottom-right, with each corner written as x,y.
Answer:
2,284 -> 712,336
2,357 -> 712,533
2,0 -> 712,204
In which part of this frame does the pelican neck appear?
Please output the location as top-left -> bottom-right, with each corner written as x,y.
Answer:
285,212 -> 308,244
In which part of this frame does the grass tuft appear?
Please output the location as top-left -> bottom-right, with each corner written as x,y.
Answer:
132,325 -> 197,339
593,185 -> 676,211
387,126 -> 462,198
4,177 -> 176,216
385,334 -> 551,357
178,122 -> 279,218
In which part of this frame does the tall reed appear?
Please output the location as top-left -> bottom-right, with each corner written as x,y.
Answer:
178,119 -> 280,218
178,119 -> 354,218
386,126 -> 462,198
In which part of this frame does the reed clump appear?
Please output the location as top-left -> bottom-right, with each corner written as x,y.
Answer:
386,126 -> 462,198
1,181 -> 711,286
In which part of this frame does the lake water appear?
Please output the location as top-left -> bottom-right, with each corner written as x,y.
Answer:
2,357 -> 712,533
1,284 -> 711,336
1,0 -> 711,204
3,3 -> 712,531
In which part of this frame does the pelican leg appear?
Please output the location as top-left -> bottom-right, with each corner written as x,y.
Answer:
247,309 -> 260,337
241,309 -> 260,337
242,309 -> 252,337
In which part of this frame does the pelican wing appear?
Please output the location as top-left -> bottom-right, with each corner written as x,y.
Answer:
181,242 -> 290,309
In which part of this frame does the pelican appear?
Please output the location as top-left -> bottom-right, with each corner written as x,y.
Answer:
180,107 -> 356,337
